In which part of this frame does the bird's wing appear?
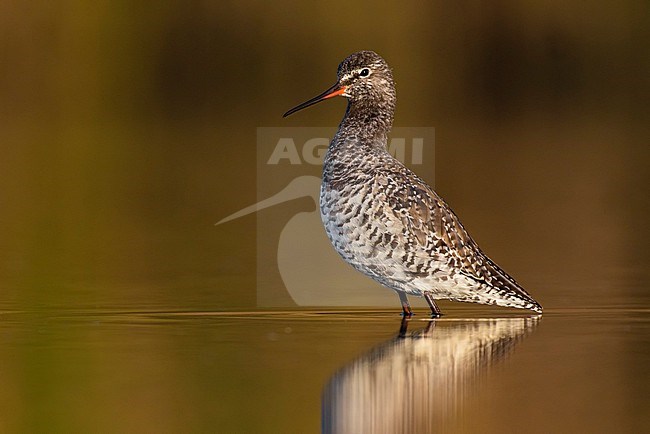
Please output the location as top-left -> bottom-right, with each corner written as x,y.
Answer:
383,170 -> 483,277
382,165 -> 536,302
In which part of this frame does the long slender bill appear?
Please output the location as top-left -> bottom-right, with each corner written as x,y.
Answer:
283,83 -> 346,117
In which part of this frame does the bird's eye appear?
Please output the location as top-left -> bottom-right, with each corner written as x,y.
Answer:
359,68 -> 370,77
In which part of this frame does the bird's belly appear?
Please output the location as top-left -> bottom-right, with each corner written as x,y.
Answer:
320,187 -> 465,297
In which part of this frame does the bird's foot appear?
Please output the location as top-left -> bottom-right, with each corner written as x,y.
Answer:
424,292 -> 443,318
400,299 -> 413,318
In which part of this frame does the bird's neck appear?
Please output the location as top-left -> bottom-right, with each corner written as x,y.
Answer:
330,100 -> 395,153
334,98 -> 395,148
323,99 -> 396,184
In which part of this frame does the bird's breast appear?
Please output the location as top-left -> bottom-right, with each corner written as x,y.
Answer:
319,177 -> 420,282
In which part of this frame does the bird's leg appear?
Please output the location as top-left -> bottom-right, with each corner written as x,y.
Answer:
398,292 -> 413,318
424,292 -> 443,318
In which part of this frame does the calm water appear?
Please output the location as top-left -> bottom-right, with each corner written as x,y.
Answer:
1,299 -> 647,433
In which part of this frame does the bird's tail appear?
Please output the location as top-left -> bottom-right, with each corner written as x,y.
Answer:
478,255 -> 543,314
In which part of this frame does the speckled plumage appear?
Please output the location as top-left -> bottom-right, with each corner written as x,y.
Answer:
285,51 -> 542,316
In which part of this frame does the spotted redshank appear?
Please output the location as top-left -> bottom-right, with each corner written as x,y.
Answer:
283,51 -> 542,317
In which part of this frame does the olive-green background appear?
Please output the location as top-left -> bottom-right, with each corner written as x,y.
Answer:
1,1 -> 647,311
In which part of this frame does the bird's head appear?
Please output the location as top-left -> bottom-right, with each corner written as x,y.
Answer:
283,51 -> 395,118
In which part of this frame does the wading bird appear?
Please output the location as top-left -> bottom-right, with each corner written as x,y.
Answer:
283,51 -> 542,317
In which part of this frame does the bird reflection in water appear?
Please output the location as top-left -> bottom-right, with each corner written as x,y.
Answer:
322,317 -> 539,434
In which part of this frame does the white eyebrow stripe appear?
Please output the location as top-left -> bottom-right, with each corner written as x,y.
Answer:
341,68 -> 372,82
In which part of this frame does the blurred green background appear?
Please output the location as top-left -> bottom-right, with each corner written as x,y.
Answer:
0,2 -> 649,433
1,1 -> 647,312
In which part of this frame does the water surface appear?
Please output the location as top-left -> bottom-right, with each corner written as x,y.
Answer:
1,303 -> 647,433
